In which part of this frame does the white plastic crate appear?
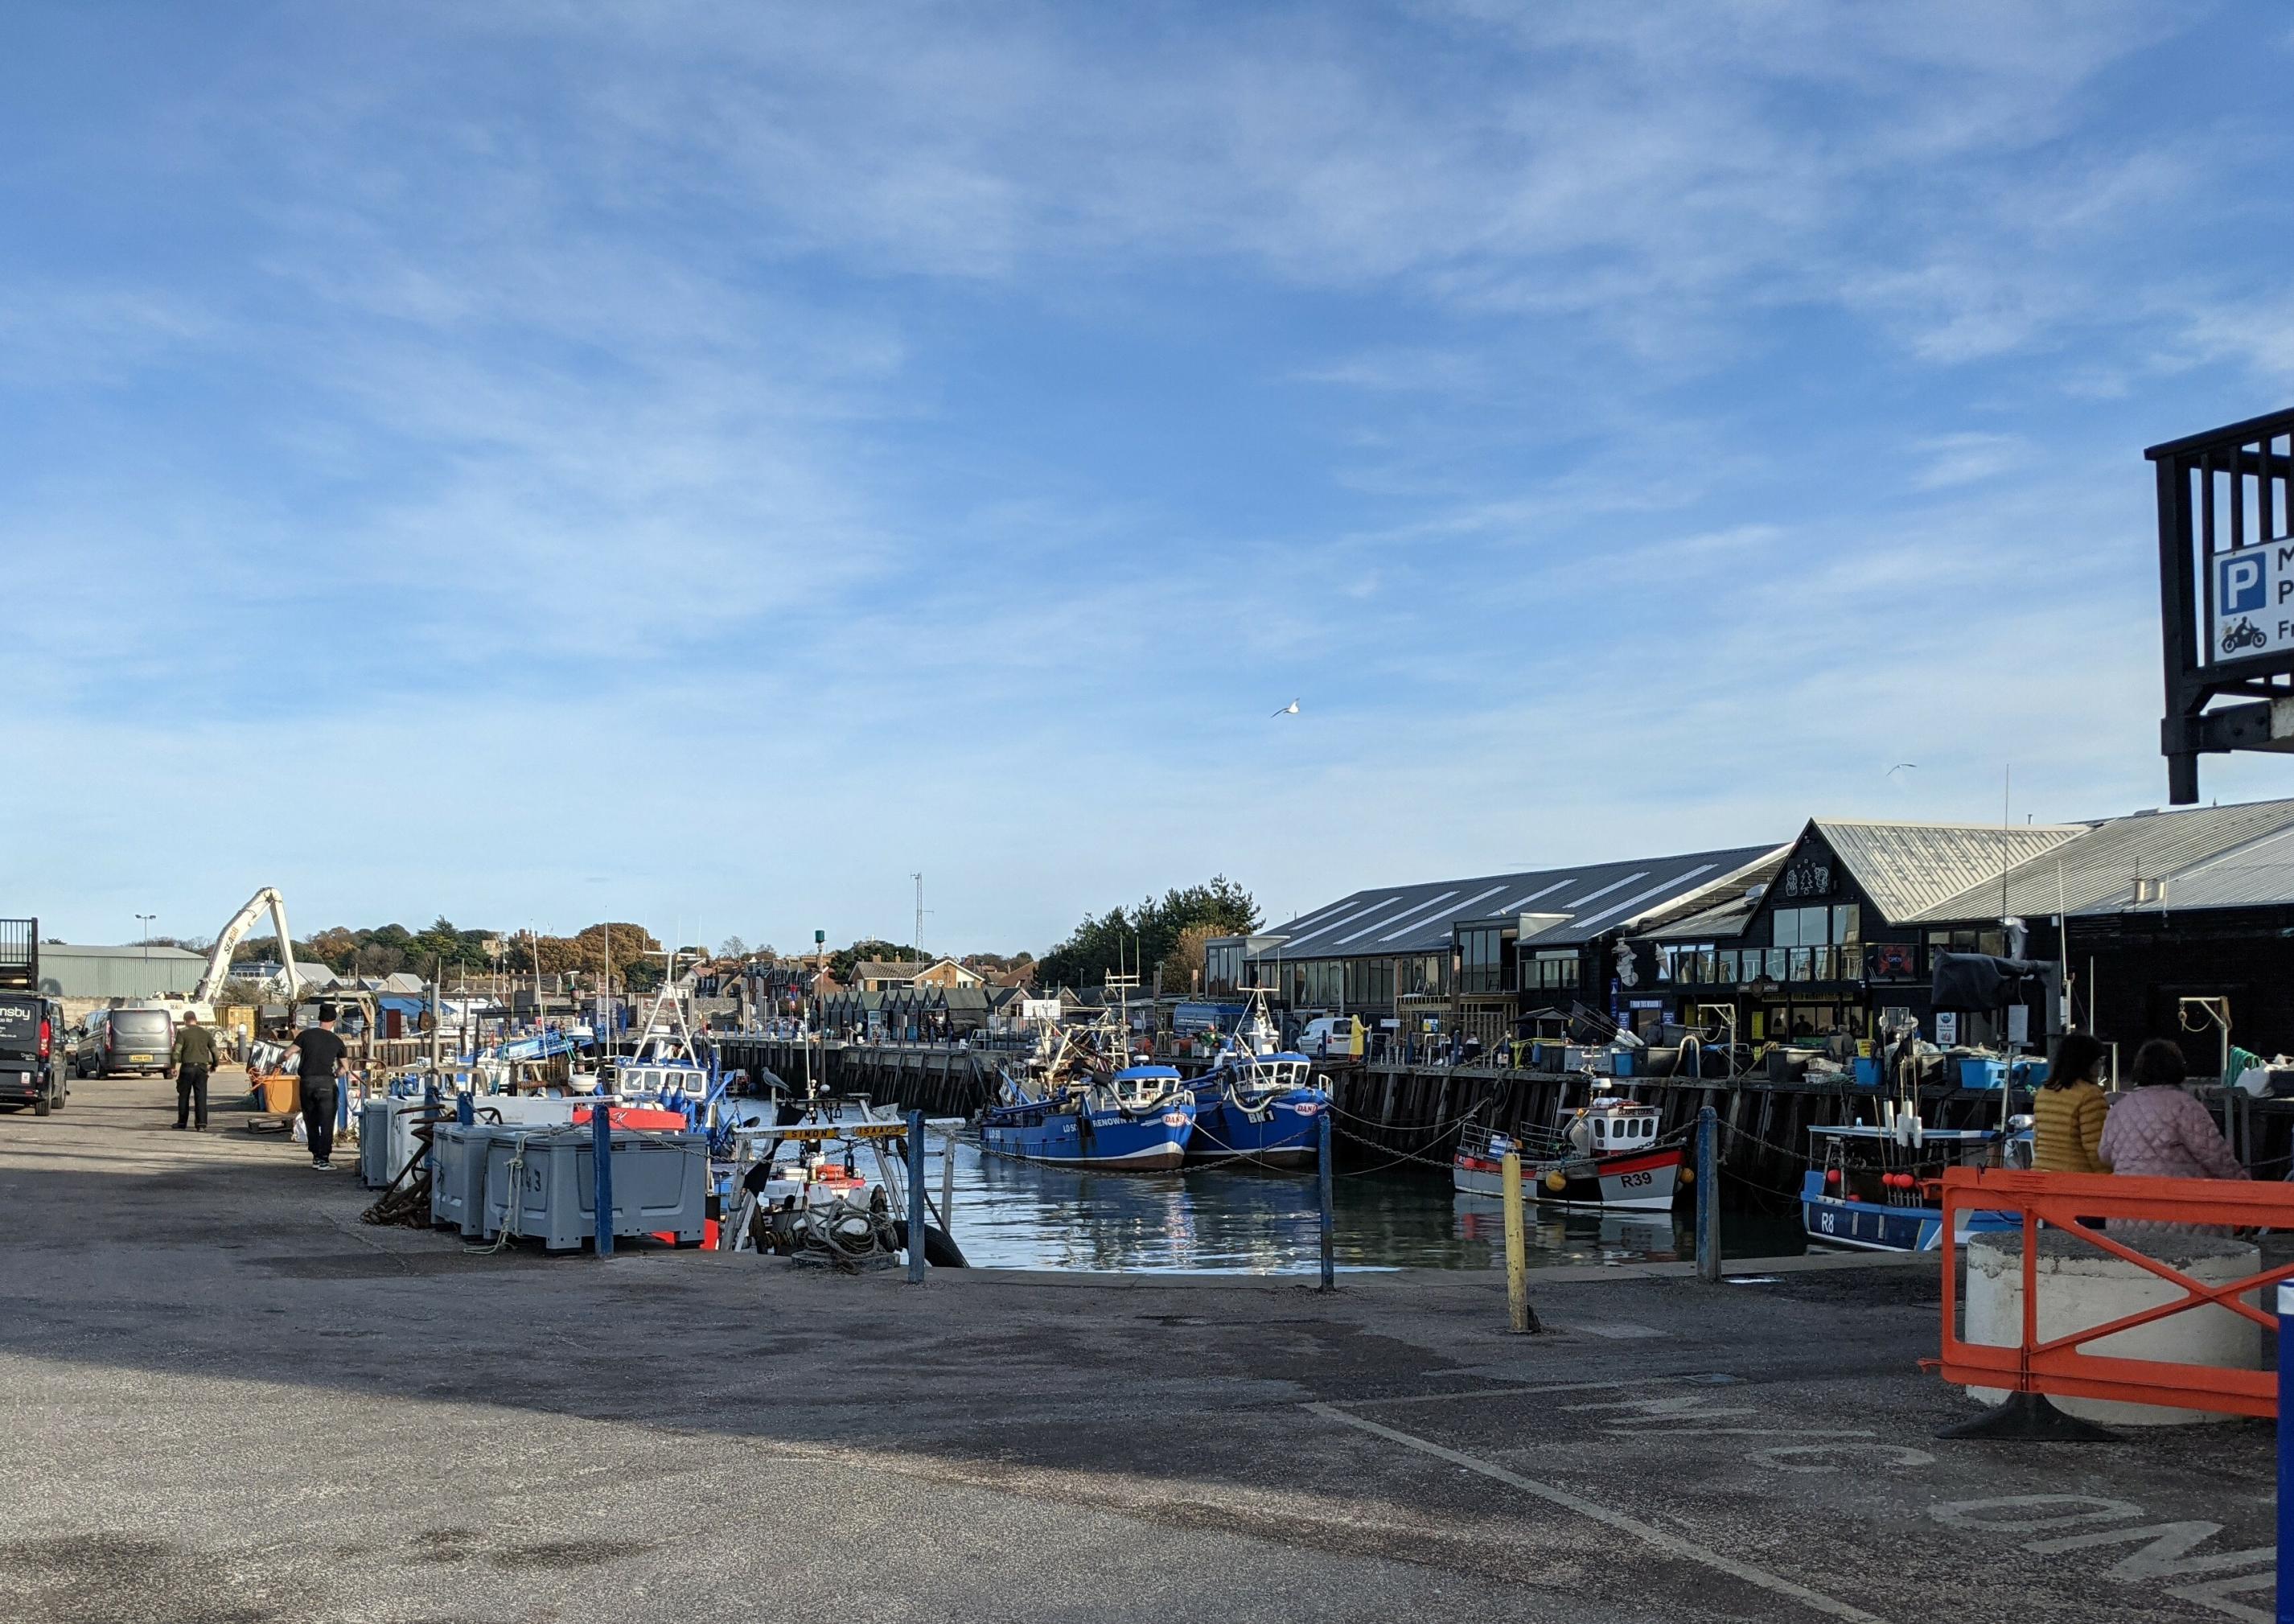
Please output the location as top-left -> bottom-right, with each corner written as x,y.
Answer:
481,1128 -> 708,1252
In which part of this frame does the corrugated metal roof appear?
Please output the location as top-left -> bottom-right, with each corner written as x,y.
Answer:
1908,797 -> 2294,920
1641,899 -> 1756,941
2128,822 -> 2294,910
46,943 -> 204,960
1815,820 -> 2085,923
1251,844 -> 1779,960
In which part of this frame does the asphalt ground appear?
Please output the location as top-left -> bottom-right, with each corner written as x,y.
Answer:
0,1073 -> 2278,1623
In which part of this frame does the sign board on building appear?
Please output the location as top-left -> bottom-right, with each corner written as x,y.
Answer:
1021,998 -> 1063,1023
2212,538 -> 2294,662
1935,1011 -> 1959,1046
1865,942 -> 1917,981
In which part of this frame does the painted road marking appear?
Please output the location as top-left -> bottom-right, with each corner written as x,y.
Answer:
1362,1373 -> 1733,1408
1305,1403 -> 1891,1624
1930,1495 -> 2273,1622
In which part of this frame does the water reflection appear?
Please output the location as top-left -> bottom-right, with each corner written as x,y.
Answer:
939,1137 -> 1804,1274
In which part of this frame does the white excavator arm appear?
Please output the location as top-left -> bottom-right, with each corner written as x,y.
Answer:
193,888 -> 302,1005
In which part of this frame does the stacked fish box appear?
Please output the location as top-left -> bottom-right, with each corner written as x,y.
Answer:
360,1099 -> 435,1190
479,1126 -> 709,1252
359,1098 -> 397,1187
429,1122 -> 498,1236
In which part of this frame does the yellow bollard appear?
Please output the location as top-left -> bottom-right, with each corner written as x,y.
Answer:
1501,1151 -> 1538,1334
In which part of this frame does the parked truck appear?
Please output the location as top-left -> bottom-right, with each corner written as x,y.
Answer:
0,919 -> 68,1116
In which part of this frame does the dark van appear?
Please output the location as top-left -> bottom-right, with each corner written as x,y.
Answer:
74,1005 -> 176,1079
0,993 -> 67,1114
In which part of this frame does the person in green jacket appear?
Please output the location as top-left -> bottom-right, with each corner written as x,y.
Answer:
171,1013 -> 220,1131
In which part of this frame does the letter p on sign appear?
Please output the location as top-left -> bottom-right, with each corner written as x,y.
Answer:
2222,553 -> 2267,613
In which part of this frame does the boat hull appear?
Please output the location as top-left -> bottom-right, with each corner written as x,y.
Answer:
1453,1146 -> 1682,1211
981,1100 -> 1195,1172
1184,1089 -> 1324,1166
1799,1176 -> 2020,1252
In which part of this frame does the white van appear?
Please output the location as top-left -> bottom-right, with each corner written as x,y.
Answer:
1299,1016 -> 1363,1059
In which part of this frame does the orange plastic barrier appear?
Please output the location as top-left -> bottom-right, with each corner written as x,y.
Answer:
1934,1167 -> 2294,1419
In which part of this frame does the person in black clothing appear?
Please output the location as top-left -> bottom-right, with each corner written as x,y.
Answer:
291,1005 -> 349,1170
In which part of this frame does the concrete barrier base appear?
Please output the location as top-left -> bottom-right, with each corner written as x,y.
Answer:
1964,1229 -> 2259,1426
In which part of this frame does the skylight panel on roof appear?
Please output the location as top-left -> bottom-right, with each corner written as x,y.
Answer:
1281,897 -> 1404,950
1572,865 -> 1717,932
1567,871 -> 1650,908
1335,890 -> 1457,945
1496,879 -> 1572,913
1380,884 -> 1511,943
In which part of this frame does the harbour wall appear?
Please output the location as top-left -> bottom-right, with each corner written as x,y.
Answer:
704,1037 -> 2294,1210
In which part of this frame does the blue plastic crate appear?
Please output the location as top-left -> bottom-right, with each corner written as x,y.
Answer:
1852,1057 -> 1881,1087
1959,1057 -> 2007,1091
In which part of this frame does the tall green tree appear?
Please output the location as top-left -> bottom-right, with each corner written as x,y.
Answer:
1034,877 -> 1258,991
828,939 -> 920,983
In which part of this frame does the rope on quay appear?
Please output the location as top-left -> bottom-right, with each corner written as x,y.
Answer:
1323,1096 -> 1487,1137
360,1116 -> 437,1229
1327,1118 -> 1470,1178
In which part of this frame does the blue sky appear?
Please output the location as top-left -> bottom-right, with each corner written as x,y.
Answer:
5,2 -> 2293,953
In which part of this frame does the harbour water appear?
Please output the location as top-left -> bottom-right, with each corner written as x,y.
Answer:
931,1134 -> 1806,1274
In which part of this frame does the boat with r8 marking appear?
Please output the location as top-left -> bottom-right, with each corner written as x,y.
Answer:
1800,1112 -> 2029,1252
1453,1098 -> 1681,1211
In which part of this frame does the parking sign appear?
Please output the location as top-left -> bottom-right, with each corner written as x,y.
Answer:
2212,541 -> 2294,662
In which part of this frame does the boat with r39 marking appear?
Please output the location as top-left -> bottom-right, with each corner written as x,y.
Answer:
1453,1099 -> 1681,1211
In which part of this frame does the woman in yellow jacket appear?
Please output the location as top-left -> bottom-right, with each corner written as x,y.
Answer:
2031,1032 -> 2110,1173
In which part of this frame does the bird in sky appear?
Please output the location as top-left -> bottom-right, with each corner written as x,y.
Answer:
1885,763 -> 1918,777
1272,699 -> 1300,717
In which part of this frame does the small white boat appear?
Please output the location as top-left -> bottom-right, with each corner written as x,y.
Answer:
1454,1097 -> 1682,1211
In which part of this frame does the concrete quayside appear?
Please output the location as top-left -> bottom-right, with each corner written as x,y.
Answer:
1,1070 -> 2282,1624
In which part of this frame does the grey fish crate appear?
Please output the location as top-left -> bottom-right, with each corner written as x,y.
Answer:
481,1127 -> 709,1252
359,1099 -> 396,1188
430,1123 -> 499,1236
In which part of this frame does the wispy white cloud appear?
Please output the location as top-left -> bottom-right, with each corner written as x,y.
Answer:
1,0 -> 2287,949
1912,432 -> 2031,490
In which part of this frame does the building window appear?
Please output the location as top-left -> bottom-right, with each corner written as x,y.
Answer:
1773,906 -> 1836,949
1457,927 -> 1504,995
1529,952 -> 1579,991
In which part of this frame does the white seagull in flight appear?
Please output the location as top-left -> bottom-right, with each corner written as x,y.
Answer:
1272,699 -> 1300,717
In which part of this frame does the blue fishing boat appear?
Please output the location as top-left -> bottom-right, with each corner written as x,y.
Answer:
1801,1112 -> 2031,1252
1185,998 -> 1326,1167
982,1063 -> 1197,1171
1186,1050 -> 1325,1166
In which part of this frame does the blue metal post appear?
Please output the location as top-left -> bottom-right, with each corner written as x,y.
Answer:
455,1086 -> 473,1127
421,1076 -> 439,1177
906,1109 -> 927,1284
1317,1105 -> 1335,1292
592,1100 -> 615,1258
2279,1283 -> 2293,1622
1696,1105 -> 1720,1283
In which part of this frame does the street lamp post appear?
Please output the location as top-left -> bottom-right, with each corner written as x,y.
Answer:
134,914 -> 155,998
